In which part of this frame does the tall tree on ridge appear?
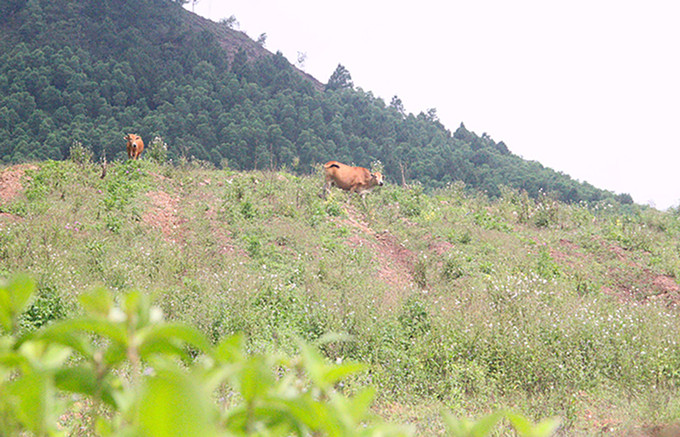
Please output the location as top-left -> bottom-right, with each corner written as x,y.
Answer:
325,64 -> 353,91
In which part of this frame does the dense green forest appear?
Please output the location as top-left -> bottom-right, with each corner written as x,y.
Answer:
0,0 -> 631,204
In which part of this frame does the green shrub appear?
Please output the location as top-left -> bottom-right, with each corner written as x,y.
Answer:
20,282 -> 67,329
536,247 -> 560,279
447,228 -> 473,245
473,210 -> 513,232
398,295 -> 431,338
24,160 -> 69,201
147,136 -> 168,163
533,196 -> 559,228
242,232 -> 262,258
325,199 -> 343,217
389,183 -> 425,218
442,257 -> 465,281
104,214 -> 122,233
239,200 -> 256,219
68,140 -> 93,165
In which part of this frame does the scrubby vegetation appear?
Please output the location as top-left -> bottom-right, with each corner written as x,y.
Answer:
1,274 -> 563,436
1,160 -> 679,435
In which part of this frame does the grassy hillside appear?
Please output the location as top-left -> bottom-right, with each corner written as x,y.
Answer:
0,0 -> 630,204
1,158 -> 679,434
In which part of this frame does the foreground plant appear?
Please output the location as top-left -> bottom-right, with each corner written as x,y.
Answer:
444,411 -> 560,437
0,275 -> 558,436
0,275 -> 410,435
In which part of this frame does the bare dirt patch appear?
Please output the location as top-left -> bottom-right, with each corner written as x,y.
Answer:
600,244 -> 680,303
340,205 -> 416,306
646,273 -> 680,305
653,275 -> 680,294
550,239 -> 587,267
429,240 -> 454,256
142,190 -> 185,244
559,238 -> 580,251
0,164 -> 38,204
342,205 -> 375,236
375,232 -> 416,285
0,212 -> 21,222
551,237 -> 680,304
346,232 -> 415,306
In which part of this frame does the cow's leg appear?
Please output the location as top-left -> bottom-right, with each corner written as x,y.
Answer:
320,180 -> 332,199
359,191 -> 369,209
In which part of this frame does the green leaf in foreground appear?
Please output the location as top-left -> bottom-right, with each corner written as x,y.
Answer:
507,412 -> 561,437
6,371 -> 53,435
299,341 -> 366,390
0,275 -> 35,332
135,368 -> 217,437
443,411 -> 504,437
55,366 -> 117,407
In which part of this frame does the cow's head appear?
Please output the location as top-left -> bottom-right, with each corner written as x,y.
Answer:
371,172 -> 384,187
125,134 -> 139,150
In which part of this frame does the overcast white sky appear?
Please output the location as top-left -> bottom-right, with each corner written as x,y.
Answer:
186,0 -> 680,209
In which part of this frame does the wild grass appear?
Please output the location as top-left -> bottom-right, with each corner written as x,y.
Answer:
1,159 -> 680,435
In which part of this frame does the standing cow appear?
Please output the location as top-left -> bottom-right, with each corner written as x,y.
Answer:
322,161 -> 384,199
125,134 -> 144,160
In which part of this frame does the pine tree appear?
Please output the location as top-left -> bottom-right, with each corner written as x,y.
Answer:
325,64 -> 353,91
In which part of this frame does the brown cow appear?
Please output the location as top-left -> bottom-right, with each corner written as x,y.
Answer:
322,161 -> 384,198
125,134 -> 144,160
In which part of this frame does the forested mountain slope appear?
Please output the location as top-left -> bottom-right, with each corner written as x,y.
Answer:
0,0 -> 630,204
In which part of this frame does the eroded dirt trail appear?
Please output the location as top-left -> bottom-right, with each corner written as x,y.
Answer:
340,205 -> 417,306
143,190 -> 185,244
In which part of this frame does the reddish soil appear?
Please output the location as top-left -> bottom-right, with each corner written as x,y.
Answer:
0,164 -> 37,204
340,205 -> 416,306
204,203 -> 238,254
142,179 -> 248,257
601,242 -> 680,303
549,237 -> 680,305
142,190 -> 185,244
375,231 -> 416,287
0,212 -> 21,222
559,238 -> 580,251
429,240 -> 454,256
342,206 -> 375,236
550,239 -> 586,267
653,275 -> 680,293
